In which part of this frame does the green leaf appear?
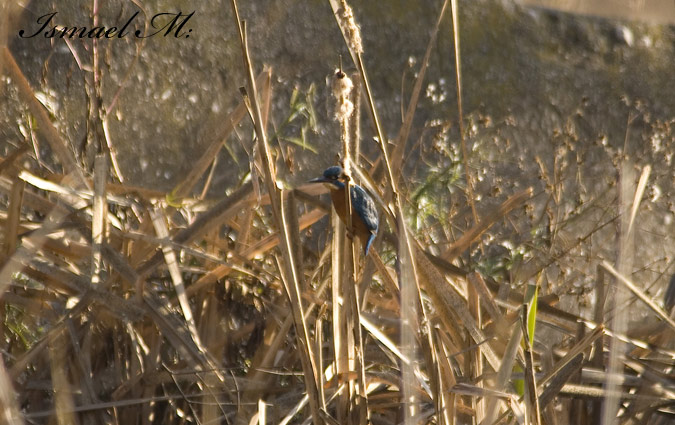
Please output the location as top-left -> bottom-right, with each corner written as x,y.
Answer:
289,86 -> 300,107
282,136 -> 317,154
525,273 -> 542,345
166,190 -> 184,208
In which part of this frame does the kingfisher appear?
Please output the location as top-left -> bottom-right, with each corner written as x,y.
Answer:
309,166 -> 379,255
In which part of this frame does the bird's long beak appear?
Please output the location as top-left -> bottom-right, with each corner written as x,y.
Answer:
308,177 -> 328,184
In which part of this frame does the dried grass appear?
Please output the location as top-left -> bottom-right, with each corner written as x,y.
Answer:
0,2 -> 673,425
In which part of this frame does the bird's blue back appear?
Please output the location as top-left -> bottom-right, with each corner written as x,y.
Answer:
350,184 -> 378,234
350,184 -> 378,254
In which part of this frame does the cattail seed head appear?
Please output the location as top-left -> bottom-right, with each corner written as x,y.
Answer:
338,0 -> 363,54
333,70 -> 354,123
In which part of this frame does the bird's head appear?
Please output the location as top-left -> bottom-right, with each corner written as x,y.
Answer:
309,166 -> 346,191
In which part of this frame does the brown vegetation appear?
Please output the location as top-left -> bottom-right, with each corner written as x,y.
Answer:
0,1 -> 673,424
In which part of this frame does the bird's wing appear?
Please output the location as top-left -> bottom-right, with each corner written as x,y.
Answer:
351,184 -> 378,234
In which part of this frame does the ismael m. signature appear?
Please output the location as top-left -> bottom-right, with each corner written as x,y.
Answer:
19,11 -> 194,39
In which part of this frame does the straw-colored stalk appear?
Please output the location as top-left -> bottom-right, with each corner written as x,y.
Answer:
333,67 -> 369,424
449,0 -> 479,227
329,1 -> 443,423
601,161 -> 635,425
229,1 -> 323,423
91,153 -> 108,286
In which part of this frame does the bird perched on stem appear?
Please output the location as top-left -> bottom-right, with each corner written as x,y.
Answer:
309,166 -> 378,255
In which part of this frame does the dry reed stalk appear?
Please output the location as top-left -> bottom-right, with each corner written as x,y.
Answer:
539,353 -> 583,410
558,383 -> 673,403
286,190 -> 305,291
602,161 -> 635,425
434,339 -> 456,425
484,318 -> 522,425
626,165 -> 651,236
90,179 -> 166,200
327,206 -> 349,423
328,1 -> 449,422
416,252 -> 502,370
100,111 -> 123,185
601,262 -> 675,332
468,283 -> 485,423
0,175 -> 69,218
538,325 -> 604,391
149,208 -> 203,350
396,134 -> 425,424
449,0 -> 478,229
331,203 -> 350,423
230,1 -> 323,423
49,334 -> 77,425
334,65 -> 369,425
592,265 -> 606,362
17,170 -> 133,208
91,153 -> 108,286
316,304 -> 327,411
198,294 -> 225,425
